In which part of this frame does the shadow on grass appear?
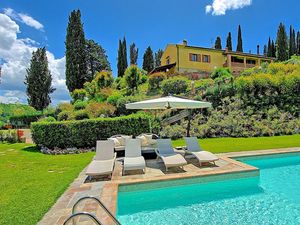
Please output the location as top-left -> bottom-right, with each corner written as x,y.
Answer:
22,146 -> 40,153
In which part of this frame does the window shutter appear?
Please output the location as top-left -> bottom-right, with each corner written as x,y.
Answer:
208,55 -> 211,63
197,54 -> 201,62
189,53 -> 193,61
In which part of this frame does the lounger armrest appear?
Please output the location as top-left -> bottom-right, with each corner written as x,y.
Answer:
154,148 -> 160,157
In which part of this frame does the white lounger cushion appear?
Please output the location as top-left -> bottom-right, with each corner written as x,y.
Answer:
124,139 -> 146,172
184,137 -> 219,164
124,156 -> 146,171
86,159 -> 115,176
160,154 -> 187,168
191,151 -> 219,162
86,140 -> 115,177
156,139 -> 187,170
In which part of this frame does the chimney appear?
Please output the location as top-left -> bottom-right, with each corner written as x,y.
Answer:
257,45 -> 260,55
183,39 -> 188,46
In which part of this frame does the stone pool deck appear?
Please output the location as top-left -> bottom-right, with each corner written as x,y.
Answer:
38,147 -> 300,225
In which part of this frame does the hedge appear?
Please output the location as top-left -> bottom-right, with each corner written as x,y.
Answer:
10,113 -> 55,128
31,114 -> 152,149
0,129 -> 19,143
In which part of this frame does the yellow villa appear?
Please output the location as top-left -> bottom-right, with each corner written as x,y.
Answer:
152,40 -> 274,76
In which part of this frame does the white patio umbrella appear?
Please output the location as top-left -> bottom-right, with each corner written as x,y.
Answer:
125,96 -> 212,136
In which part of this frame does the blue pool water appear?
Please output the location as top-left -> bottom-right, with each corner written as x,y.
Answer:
117,153 -> 300,225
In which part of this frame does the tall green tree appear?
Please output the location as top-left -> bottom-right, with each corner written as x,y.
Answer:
124,65 -> 141,92
85,39 -> 111,81
154,49 -> 164,67
297,31 -> 300,55
25,48 -> 55,110
65,9 -> 88,92
267,37 -> 272,57
122,37 -> 128,69
289,26 -> 297,57
142,46 -> 154,73
276,23 -> 289,61
226,32 -> 232,51
117,37 -> 128,77
214,37 -> 222,49
263,45 -> 267,56
130,43 -> 138,65
271,40 -> 276,57
236,25 -> 243,52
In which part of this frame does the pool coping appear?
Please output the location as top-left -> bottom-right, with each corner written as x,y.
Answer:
100,147 -> 300,225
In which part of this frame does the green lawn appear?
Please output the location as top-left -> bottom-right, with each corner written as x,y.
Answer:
172,134 -> 300,153
0,143 -> 94,225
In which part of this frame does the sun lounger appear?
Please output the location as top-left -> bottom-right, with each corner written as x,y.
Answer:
155,139 -> 187,171
184,137 -> 219,166
86,140 -> 116,178
123,139 -> 146,175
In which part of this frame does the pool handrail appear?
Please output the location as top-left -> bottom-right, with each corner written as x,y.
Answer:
72,196 -> 121,225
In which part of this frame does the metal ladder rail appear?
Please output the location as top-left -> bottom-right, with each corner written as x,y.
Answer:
72,196 -> 121,225
63,212 -> 102,225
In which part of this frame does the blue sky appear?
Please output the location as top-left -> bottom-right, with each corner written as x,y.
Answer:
0,0 -> 300,104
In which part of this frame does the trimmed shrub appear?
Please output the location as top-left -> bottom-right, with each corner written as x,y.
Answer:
74,110 -> 89,120
148,72 -> 166,90
94,71 -> 114,89
74,101 -> 88,110
57,111 -> 74,121
161,77 -> 189,95
85,102 -> 116,118
31,114 -> 152,149
115,95 -> 142,116
55,103 -> 74,115
71,89 -> 86,102
38,116 -> 56,123
0,129 -> 19,143
107,93 -> 123,106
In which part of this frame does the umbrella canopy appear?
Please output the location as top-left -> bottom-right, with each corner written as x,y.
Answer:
125,96 -> 212,110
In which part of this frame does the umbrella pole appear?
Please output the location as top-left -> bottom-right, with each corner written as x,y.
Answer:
186,109 -> 191,137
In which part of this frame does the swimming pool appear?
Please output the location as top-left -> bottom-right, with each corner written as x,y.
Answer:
117,153 -> 300,225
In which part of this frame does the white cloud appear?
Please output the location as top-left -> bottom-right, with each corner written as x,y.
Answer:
206,0 -> 252,15
3,8 -> 44,31
0,12 -> 69,105
18,13 -> 44,30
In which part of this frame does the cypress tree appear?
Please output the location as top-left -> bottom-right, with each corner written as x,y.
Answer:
117,39 -> 124,77
236,25 -> 243,52
289,26 -> 296,57
271,40 -> 276,57
130,43 -> 138,65
263,45 -> 267,56
154,49 -> 164,67
297,31 -> 300,55
226,32 -> 232,51
276,23 -> 289,61
65,9 -> 87,92
142,46 -> 154,73
267,37 -> 272,57
85,39 -> 111,81
25,47 -> 55,110
117,38 -> 128,77
122,37 -> 128,69
214,37 -> 222,49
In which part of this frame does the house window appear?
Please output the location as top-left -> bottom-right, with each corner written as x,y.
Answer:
231,56 -> 244,63
191,54 -> 198,61
189,53 -> 201,62
202,55 -> 210,63
166,56 -> 170,65
246,59 -> 256,65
